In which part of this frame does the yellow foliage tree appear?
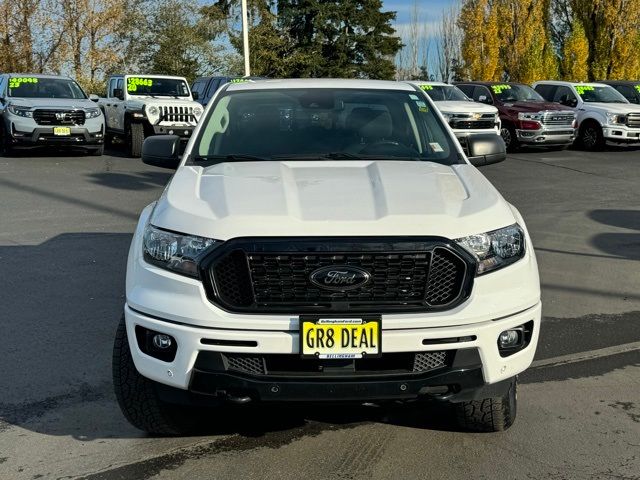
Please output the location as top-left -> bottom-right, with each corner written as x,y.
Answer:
458,0 -> 500,80
561,20 -> 589,81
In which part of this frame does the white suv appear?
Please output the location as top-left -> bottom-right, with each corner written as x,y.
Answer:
113,79 -> 540,434
533,80 -> 640,150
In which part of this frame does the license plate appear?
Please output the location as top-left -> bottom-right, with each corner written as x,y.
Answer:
299,316 -> 381,359
53,127 -> 70,136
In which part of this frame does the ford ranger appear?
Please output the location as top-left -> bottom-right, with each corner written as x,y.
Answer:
0,73 -> 105,155
533,81 -> 640,150
113,79 -> 541,435
456,81 -> 576,152
98,74 -> 203,157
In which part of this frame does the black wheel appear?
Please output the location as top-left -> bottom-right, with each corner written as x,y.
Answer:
454,377 -> 517,432
500,124 -> 519,152
0,123 -> 14,156
87,145 -> 104,156
579,122 -> 605,151
112,316 -> 199,435
127,122 -> 145,157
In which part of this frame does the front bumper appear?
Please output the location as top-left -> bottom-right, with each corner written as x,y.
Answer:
516,126 -> 575,145
7,116 -> 104,147
152,124 -> 195,138
125,301 -> 541,400
602,125 -> 640,142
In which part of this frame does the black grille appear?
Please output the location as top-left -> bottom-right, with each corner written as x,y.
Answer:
541,113 -> 574,126
627,113 -> 640,128
202,238 -> 473,313
219,351 -> 451,377
449,120 -> 495,129
158,105 -> 196,123
33,109 -> 85,126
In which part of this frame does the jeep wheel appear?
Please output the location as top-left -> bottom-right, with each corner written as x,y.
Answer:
579,122 -> 605,151
128,123 -> 145,157
112,316 -> 199,435
454,377 -> 517,432
0,124 -> 14,156
500,124 -> 519,152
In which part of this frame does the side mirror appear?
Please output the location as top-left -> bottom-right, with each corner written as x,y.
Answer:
477,95 -> 492,105
113,88 -> 124,100
466,134 -> 506,167
89,94 -> 99,102
192,91 -> 199,100
142,135 -> 181,169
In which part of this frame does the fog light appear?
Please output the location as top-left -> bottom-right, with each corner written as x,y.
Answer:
152,334 -> 173,349
168,129 -> 174,134
499,329 -> 520,348
184,130 -> 189,135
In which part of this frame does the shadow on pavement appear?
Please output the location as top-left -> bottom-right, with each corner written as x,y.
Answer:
86,170 -> 171,191
589,209 -> 640,260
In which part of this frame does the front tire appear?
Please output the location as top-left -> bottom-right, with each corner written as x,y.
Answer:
127,122 -> 145,157
0,123 -> 14,156
112,316 -> 198,435
454,377 -> 517,432
579,121 -> 605,151
501,124 -> 519,152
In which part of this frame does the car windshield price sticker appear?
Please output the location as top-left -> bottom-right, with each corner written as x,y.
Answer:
300,317 -> 381,359
419,84 -> 433,91
492,84 -> 511,94
635,85 -> 640,93
127,77 -> 153,92
9,77 -> 38,89
575,85 -> 595,96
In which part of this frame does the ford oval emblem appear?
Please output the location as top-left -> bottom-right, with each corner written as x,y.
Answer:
309,265 -> 371,291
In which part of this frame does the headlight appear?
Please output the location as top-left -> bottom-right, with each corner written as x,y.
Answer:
8,105 -> 33,117
143,224 -> 218,277
606,112 -> 626,125
193,106 -> 203,116
85,108 -> 101,119
146,105 -> 159,116
455,224 -> 525,275
518,112 -> 543,121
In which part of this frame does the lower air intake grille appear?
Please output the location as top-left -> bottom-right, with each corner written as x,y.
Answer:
413,351 -> 448,372
226,355 -> 265,375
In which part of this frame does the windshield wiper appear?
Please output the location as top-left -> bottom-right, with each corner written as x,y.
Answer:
192,154 -> 270,163
272,152 -> 367,160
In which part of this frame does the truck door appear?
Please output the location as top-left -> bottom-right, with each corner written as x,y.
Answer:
111,78 -> 125,131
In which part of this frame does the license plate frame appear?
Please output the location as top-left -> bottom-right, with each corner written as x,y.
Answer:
53,127 -> 71,136
299,315 -> 382,359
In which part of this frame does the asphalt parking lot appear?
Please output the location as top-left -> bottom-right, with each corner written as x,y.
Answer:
1,145 -> 639,480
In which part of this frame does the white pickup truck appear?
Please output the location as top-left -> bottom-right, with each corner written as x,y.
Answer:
533,80 -> 640,150
98,74 -> 203,157
407,81 -> 500,152
113,79 -> 540,435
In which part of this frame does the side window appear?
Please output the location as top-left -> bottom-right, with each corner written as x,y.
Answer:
473,86 -> 493,104
457,84 -> 474,98
615,85 -> 639,104
191,80 -> 205,98
206,79 -> 222,100
116,78 -> 124,97
534,84 -> 556,101
0,76 -> 5,97
553,86 -> 578,107
108,78 -> 117,98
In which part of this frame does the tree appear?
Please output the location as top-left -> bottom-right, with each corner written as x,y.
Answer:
278,0 -> 402,79
436,3 -> 462,82
561,19 -> 588,81
458,0 -> 500,81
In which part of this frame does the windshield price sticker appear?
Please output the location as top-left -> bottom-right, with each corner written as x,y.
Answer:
127,77 -> 153,92
491,84 -> 511,94
230,78 -> 249,83
9,77 -> 38,88
575,85 -> 595,95
419,84 -> 434,91
635,85 -> 640,93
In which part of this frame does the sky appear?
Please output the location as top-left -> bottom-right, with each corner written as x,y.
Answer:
384,0 -> 457,36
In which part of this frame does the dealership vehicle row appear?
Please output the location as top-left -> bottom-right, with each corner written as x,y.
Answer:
1,73 -> 640,159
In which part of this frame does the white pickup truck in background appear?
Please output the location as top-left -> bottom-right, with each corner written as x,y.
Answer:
408,81 -> 500,153
97,74 -> 203,157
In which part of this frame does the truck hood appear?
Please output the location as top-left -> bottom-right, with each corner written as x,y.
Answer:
7,97 -> 98,109
500,100 -> 568,113
435,101 -> 497,115
151,161 -> 517,240
582,103 -> 640,115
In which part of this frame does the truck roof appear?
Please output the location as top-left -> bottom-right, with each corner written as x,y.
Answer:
109,74 -> 189,80
3,73 -> 75,80
406,81 -> 449,87
225,78 -> 415,92
534,80 -> 610,88
454,81 -> 529,87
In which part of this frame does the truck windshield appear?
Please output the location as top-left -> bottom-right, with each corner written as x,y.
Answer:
7,77 -> 86,99
576,85 -> 627,103
193,88 -> 461,165
126,77 -> 190,97
493,84 -> 544,102
420,85 -> 470,102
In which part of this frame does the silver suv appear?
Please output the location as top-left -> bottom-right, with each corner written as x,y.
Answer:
0,74 -> 105,155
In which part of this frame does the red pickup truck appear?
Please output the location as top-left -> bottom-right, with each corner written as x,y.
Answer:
455,82 -> 576,151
